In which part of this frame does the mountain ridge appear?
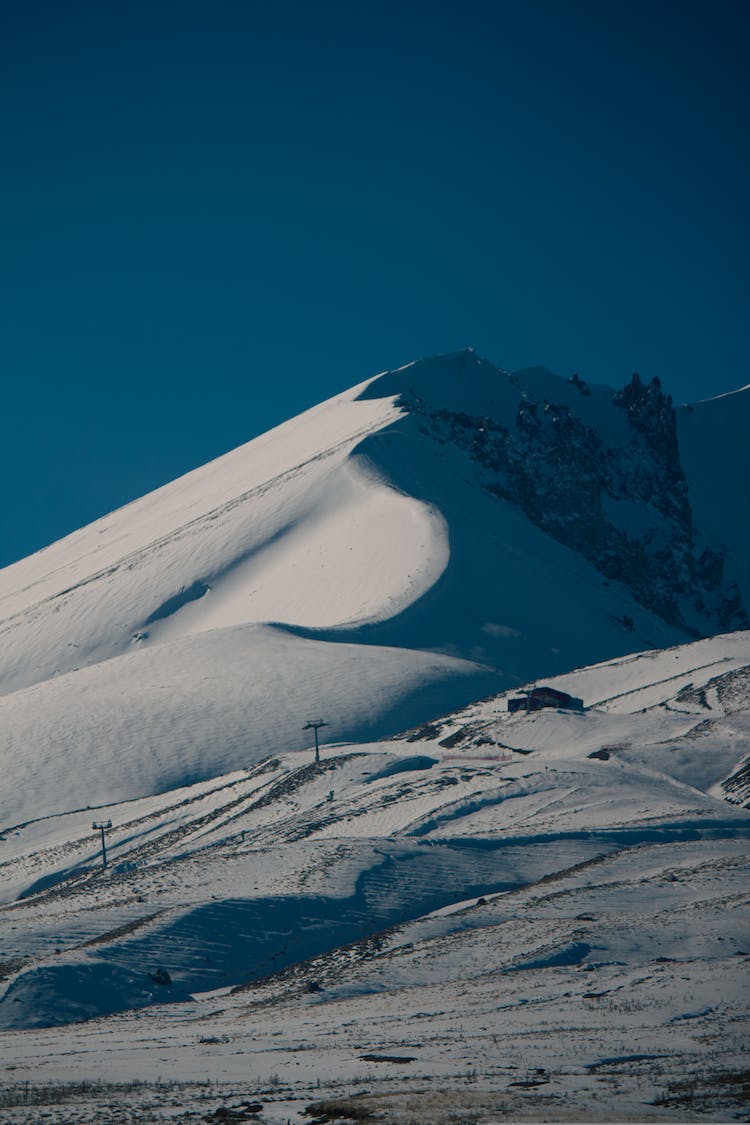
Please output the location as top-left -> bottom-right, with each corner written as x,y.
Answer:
358,349 -> 748,635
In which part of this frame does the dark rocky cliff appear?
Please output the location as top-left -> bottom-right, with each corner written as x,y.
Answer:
397,362 -> 747,636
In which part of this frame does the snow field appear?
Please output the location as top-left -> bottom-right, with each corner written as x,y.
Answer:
1,357 -> 749,1120
1,835 -> 747,1122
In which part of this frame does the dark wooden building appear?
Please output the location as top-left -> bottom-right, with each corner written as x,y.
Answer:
508,686 -> 584,713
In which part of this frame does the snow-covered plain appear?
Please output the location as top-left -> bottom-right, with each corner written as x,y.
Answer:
1,353 -> 749,1121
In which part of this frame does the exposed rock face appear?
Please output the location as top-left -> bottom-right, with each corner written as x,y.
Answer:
399,365 -> 747,635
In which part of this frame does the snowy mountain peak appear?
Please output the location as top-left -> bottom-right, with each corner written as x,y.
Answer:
360,354 -> 748,636
2,356 -> 750,1119
1,352 -> 748,826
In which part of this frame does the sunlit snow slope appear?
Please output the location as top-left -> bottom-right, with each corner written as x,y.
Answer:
1,352 -> 747,825
1,630 -> 748,1043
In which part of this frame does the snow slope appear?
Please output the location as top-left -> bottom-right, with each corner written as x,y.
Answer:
2,353 -> 749,1121
0,383 -> 420,693
2,629 -> 748,1015
0,625 -> 499,827
0,630 -> 748,1122
1,351 -> 747,829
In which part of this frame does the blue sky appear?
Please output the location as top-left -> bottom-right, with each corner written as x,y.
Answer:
2,0 -> 747,567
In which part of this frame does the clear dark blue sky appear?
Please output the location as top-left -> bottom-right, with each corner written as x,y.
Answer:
2,0 -> 747,567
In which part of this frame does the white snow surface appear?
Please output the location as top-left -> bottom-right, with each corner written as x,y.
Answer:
0,624 -> 498,827
0,381 -> 432,692
1,353 -> 750,1121
0,630 -> 749,1122
1,353 -> 720,829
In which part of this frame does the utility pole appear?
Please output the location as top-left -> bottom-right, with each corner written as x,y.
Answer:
92,819 -> 112,869
303,719 -> 329,764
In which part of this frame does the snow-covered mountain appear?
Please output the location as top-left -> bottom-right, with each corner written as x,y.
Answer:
1,352 -> 749,1121
378,354 -> 749,634
1,351 -> 749,827
1,346 -> 750,823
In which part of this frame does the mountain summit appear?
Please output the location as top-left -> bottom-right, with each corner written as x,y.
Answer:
1,351 -> 748,823
360,349 -> 748,636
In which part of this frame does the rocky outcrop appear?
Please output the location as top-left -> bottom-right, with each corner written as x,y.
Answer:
400,370 -> 747,635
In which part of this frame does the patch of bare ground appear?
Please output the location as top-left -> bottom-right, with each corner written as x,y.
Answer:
651,1067 -> 750,1116
0,956 -> 29,984
303,1088 -> 666,1124
0,1079 -> 189,1123
0,1080 -> 271,1125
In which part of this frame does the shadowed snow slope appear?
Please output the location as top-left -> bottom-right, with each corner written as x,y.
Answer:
1,351 -> 748,825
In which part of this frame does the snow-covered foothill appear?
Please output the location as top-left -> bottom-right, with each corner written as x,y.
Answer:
0,630 -> 748,1121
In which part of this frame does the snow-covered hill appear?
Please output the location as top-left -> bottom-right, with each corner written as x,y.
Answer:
2,351 -> 748,826
1,629 -> 748,1122
2,336 -> 749,1118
